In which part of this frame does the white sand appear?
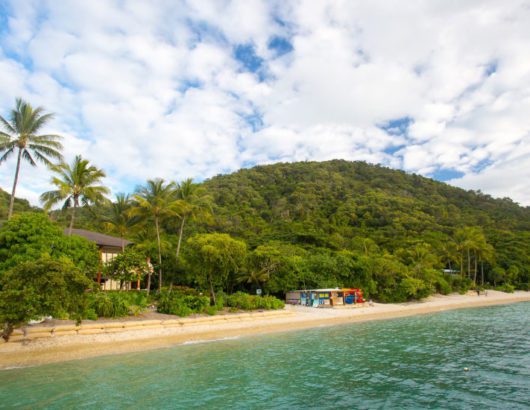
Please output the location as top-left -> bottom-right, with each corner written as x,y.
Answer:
1,290 -> 529,369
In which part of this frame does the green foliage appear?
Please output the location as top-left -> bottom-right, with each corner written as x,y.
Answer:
225,292 -> 285,310
157,289 -> 210,317
194,160 -> 530,300
0,256 -> 92,340
87,291 -> 149,318
435,276 -> 452,295
495,284 -> 515,293
448,275 -> 473,294
104,247 -> 149,284
0,188 -> 39,220
4,160 -> 529,305
0,213 -> 100,277
186,233 -> 247,302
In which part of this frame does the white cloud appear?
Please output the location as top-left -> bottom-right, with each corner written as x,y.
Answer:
0,0 -> 529,207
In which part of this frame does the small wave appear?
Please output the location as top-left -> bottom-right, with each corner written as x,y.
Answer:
1,365 -> 35,371
181,336 -> 240,346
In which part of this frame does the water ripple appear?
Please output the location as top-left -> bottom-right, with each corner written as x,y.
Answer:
0,302 -> 529,409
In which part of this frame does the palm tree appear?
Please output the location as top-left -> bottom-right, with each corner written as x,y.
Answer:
130,226 -> 172,293
237,269 -> 270,291
131,179 -> 178,292
40,155 -> 110,234
0,98 -> 63,219
101,193 -> 139,250
454,226 -> 489,284
173,178 -> 213,263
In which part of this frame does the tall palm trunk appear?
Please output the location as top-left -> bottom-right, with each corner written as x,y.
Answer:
176,216 -> 186,262
68,197 -> 79,235
481,260 -> 484,286
146,257 -> 152,295
460,251 -> 464,278
208,272 -> 216,305
155,217 -> 163,292
467,248 -> 471,278
8,148 -> 23,219
473,250 -> 478,285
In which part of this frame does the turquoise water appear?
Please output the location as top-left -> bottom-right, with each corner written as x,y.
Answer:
1,303 -> 529,409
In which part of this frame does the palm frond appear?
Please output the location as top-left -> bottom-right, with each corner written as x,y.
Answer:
0,147 -> 15,164
28,144 -> 63,161
29,112 -> 54,134
40,190 -> 68,210
22,149 -> 37,166
0,115 -> 16,135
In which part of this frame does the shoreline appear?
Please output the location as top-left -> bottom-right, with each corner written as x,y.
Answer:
1,290 -> 529,370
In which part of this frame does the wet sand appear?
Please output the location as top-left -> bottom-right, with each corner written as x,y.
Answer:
1,290 -> 529,370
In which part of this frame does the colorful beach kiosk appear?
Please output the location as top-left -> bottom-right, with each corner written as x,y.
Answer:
286,288 -> 365,307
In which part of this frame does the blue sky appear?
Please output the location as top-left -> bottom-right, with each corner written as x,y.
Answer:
0,0 -> 529,206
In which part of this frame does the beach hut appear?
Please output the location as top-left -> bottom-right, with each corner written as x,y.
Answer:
286,288 -> 365,307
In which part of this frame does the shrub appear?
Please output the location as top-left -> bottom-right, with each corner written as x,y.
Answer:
87,291 -> 149,318
157,290 -> 210,317
225,292 -> 285,310
0,213 -> 100,278
0,256 -> 92,340
435,277 -> 452,295
397,277 -> 429,301
204,306 -> 218,316
449,276 -> 473,294
495,284 -> 515,293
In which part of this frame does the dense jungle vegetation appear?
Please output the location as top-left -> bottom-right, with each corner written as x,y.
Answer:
4,160 -> 529,302
5,99 -> 527,339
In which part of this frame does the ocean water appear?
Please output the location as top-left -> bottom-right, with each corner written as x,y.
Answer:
0,303 -> 529,409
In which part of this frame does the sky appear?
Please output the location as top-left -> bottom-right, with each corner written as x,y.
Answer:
0,0 -> 529,206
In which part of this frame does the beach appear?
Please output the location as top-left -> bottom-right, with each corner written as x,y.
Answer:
1,290 -> 529,370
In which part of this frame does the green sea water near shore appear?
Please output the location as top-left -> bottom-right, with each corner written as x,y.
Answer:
1,302 -> 529,409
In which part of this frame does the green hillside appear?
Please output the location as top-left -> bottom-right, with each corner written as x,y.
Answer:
0,188 -> 40,220
2,160 -> 528,301
203,160 -> 529,245
193,160 -> 529,299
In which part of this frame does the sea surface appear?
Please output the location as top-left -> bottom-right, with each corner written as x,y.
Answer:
1,302 -> 529,409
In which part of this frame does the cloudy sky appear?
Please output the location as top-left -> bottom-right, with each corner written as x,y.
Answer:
1,0 -> 529,206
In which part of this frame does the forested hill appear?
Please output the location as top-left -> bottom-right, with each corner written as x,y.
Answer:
0,188 -> 39,220
203,160 -> 530,249
198,160 -> 529,298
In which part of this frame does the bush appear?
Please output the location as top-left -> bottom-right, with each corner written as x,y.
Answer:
157,290 -> 210,317
0,213 -> 100,278
495,284 -> 515,293
396,277 -> 430,301
87,291 -> 149,318
435,277 -> 452,295
225,292 -> 285,310
449,276 -> 473,294
0,256 -> 92,340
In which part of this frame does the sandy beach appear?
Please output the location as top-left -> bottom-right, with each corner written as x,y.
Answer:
1,290 -> 529,370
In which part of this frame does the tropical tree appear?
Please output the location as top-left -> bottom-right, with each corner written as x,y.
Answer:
237,246 -> 279,291
0,98 -> 63,219
101,193 -> 139,250
40,155 -> 109,234
173,178 -> 213,263
186,233 -> 247,304
454,226 -> 492,284
104,247 -> 149,290
0,256 -> 92,341
131,179 -> 178,292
